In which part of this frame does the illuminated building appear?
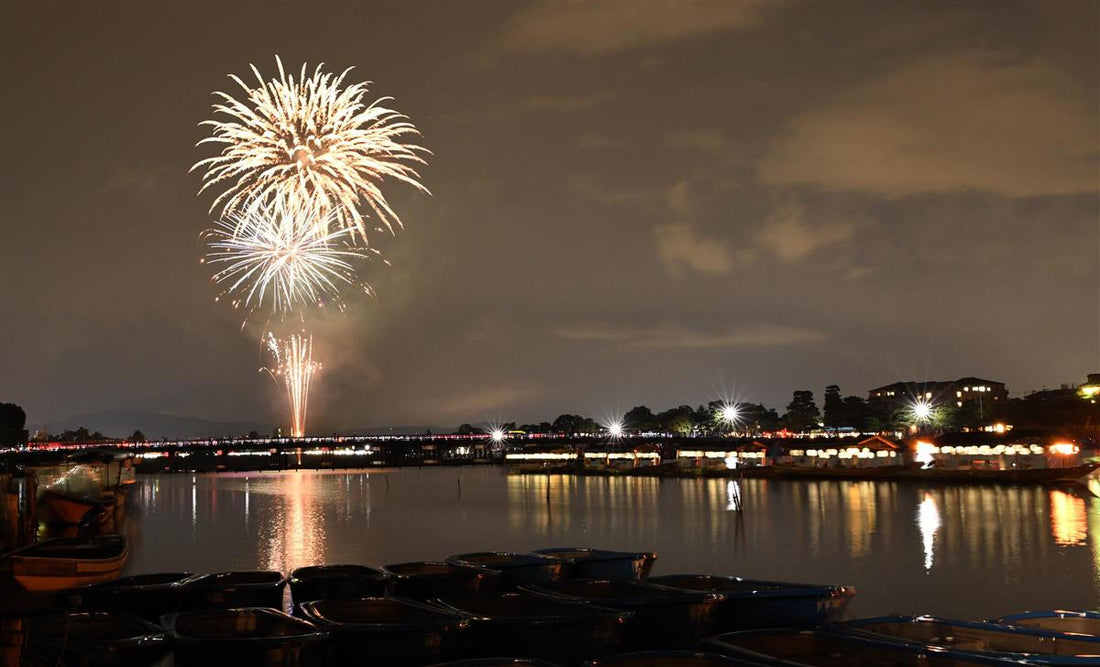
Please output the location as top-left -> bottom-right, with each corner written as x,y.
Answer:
868,377 -> 1007,410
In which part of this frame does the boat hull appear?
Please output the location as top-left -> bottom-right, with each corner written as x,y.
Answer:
647,575 -> 854,630
8,536 -> 128,592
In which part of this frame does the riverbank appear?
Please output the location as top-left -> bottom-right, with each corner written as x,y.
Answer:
512,461 -> 1100,485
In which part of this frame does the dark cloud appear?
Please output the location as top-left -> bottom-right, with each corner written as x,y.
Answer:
499,1 -> 771,55
1,1 -> 1096,432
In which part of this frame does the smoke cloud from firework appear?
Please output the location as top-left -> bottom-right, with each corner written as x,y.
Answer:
194,56 -> 429,436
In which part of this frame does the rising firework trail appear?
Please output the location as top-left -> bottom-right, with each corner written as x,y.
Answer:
193,56 -> 430,243
203,194 -> 380,318
263,332 -> 320,438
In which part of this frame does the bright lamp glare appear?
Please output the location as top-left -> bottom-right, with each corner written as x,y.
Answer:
720,404 -> 740,423
912,400 -> 933,421
608,422 -> 624,438
490,429 -> 505,443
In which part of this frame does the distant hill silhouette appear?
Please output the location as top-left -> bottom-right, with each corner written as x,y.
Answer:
31,410 -> 455,440
31,411 -> 273,440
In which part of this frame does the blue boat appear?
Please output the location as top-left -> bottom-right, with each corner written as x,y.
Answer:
383,561 -> 499,599
844,615 -> 1100,665
521,579 -> 722,650
162,607 -> 326,667
288,564 -> 389,607
426,660 -> 563,667
704,628 -> 1024,666
531,548 -> 656,581
23,612 -> 169,667
301,596 -> 471,666
66,571 -> 195,620
433,591 -> 633,664
995,611 -> 1100,638
647,574 -> 853,630
446,552 -> 567,587
582,650 -> 763,666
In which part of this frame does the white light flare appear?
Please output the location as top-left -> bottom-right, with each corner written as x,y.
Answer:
917,492 -> 941,572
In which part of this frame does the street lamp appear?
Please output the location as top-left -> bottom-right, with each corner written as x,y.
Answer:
608,421 -> 624,439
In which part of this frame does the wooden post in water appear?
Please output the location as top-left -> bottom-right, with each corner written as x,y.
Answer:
23,471 -> 38,545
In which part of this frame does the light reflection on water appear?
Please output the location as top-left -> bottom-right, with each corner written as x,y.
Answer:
123,468 -> 1100,618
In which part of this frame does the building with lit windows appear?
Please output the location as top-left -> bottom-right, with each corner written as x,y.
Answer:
867,377 -> 1007,410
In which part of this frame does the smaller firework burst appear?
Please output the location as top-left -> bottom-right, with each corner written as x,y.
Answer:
203,194 -> 378,317
263,332 -> 320,438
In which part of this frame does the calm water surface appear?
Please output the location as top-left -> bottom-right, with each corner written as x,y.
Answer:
121,468 -> 1100,619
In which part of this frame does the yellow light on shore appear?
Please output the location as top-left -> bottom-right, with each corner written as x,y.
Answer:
1049,442 -> 1080,456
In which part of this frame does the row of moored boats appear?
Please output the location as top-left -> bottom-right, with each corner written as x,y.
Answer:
11,546 -> 1100,665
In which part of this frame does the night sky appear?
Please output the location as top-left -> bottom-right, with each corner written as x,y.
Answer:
2,2 -> 1098,433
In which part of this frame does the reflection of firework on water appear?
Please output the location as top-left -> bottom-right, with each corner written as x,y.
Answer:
193,56 -> 429,242
203,195 -> 378,317
263,332 -> 320,438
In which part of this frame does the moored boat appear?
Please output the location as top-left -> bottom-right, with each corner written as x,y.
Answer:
288,564 -> 389,607
647,574 -> 854,630
582,650 -> 755,666
40,489 -> 114,525
6,535 -> 128,592
22,612 -> 169,667
66,571 -> 194,620
704,628 -> 1023,666
521,579 -> 722,649
383,561 -> 499,599
427,660 -> 564,667
162,607 -> 325,667
844,615 -> 1100,664
301,596 -> 471,666
445,552 -> 567,587
178,570 -> 286,610
432,591 -> 633,663
995,610 -> 1100,637
532,548 -> 656,581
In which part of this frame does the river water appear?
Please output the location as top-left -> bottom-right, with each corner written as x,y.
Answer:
120,467 -> 1100,619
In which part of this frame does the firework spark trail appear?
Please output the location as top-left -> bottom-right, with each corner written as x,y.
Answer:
193,56 -> 429,243
264,332 -> 320,438
203,195 -> 379,317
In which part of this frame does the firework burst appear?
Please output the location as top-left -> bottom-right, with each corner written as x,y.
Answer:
203,195 -> 379,317
193,56 -> 429,243
263,332 -> 320,438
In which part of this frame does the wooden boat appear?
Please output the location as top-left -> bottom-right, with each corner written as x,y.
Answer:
40,489 -> 114,525
432,591 -> 633,664
162,607 -> 325,667
844,615 -> 1100,664
66,571 -> 194,620
426,660 -> 564,667
704,628 -> 1024,666
383,561 -> 498,599
21,612 -> 168,667
179,570 -> 286,610
532,548 -> 657,581
6,536 -> 128,592
521,580 -> 722,650
996,611 -> 1100,637
582,650 -> 763,666
647,574 -> 854,630
288,564 -> 389,607
300,596 -> 471,666
445,552 -> 567,587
